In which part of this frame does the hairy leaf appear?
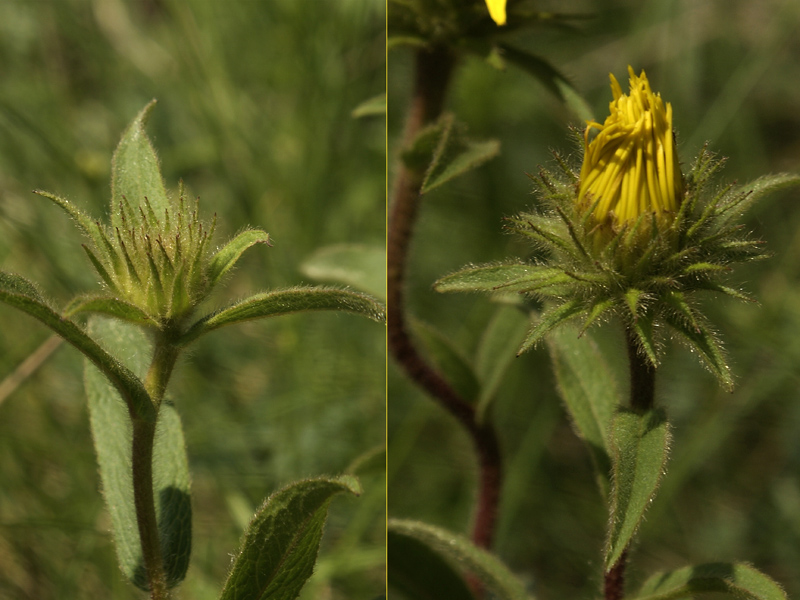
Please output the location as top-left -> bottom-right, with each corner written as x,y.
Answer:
219,476 -> 361,600
633,562 -> 787,600
65,294 -> 153,325
179,286 -> 385,346
435,263 -> 543,294
208,228 -> 272,287
606,409 -> 670,570
388,520 -> 531,600
663,312 -> 732,391
85,317 -> 191,589
517,299 -> 584,355
111,100 -> 169,231
548,326 -> 619,496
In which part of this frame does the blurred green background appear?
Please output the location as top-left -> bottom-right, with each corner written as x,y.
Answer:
0,0 -> 385,598
388,0 -> 800,598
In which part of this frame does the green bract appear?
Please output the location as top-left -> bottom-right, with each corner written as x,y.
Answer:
436,146 -> 800,390
35,101 -> 270,330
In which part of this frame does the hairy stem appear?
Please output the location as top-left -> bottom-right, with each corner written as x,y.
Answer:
604,330 -> 657,599
133,333 -> 180,599
388,45 -> 503,549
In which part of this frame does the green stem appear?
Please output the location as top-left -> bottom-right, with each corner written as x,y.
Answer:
132,333 -> 180,599
604,329 -> 657,600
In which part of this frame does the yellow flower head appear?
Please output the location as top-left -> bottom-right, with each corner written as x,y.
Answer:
485,0 -> 507,25
578,66 -> 682,228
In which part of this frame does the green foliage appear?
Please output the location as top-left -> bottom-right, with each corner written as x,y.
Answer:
85,316 -> 192,590
208,229 -> 273,288
606,409 -> 670,570
547,326 -> 618,496
633,562 -> 788,600
219,476 -> 362,600
300,243 -> 386,300
387,519 -> 532,600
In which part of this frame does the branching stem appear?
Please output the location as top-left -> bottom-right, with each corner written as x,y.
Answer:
388,45 -> 503,550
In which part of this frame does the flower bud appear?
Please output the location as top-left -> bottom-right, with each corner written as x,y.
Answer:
578,66 -> 682,231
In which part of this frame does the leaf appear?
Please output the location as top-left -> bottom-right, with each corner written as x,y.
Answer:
663,312 -> 733,391
352,93 -> 386,118
717,173 -> 800,227
409,317 -> 480,404
547,326 -> 619,496
497,44 -> 594,123
474,305 -> 530,422
33,189 -> 106,250
387,527 -> 475,600
605,409 -> 670,570
219,476 -> 361,600
0,271 -> 153,421
300,243 -> 386,300
387,519 -> 531,600
65,294 -> 154,325
633,562 -> 788,600
85,316 -> 191,589
178,286 -> 386,346
208,228 -> 272,287
435,263 -> 542,294
517,299 -> 584,355
422,114 -> 500,193
111,100 -> 169,231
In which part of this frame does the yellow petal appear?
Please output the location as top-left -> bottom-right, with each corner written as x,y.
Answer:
485,0 -> 507,26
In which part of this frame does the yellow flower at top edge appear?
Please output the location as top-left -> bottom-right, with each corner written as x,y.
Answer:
485,0 -> 507,25
578,66 -> 682,229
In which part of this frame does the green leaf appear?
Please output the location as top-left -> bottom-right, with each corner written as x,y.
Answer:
208,228 -> 272,287
409,317 -> 480,404
605,409 -> 670,570
547,326 -> 619,496
497,44 -> 594,123
111,100 -> 169,231
474,305 -> 531,422
387,527 -> 475,600
401,113 -> 499,194
387,519 -> 531,600
219,475 -> 361,600
718,173 -> 800,227
179,286 -> 385,346
663,312 -> 733,391
0,271 -> 153,421
517,299 -> 584,355
85,316 -> 191,589
65,294 -> 154,325
299,243 -> 386,300
33,189 -> 107,250
352,93 -> 386,118
629,311 -> 659,368
633,562 -> 788,600
435,263 -> 543,294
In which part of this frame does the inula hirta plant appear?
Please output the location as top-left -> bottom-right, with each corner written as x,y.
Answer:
0,101 -> 385,600
430,65 -> 799,600
437,66 -> 799,392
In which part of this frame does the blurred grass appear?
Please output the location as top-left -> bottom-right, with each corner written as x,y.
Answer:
0,0 -> 385,598
388,0 -> 800,598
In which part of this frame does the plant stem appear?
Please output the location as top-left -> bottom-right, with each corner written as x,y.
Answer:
388,45 -> 503,550
132,333 -> 180,599
604,329 -> 657,599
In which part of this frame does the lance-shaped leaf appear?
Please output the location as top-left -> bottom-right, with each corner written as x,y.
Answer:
716,173 -> 800,228
351,93 -> 386,118
65,294 -> 154,325
435,263 -> 544,294
387,527 -> 475,600
548,326 -> 618,496
632,562 -> 787,600
517,299 -> 584,355
33,189 -> 107,251
605,409 -> 670,570
111,99 -> 169,231
85,317 -> 191,590
208,229 -> 272,287
662,311 -> 732,391
0,271 -> 153,421
178,286 -> 385,346
300,243 -> 386,301
219,476 -> 361,600
387,519 -> 531,600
